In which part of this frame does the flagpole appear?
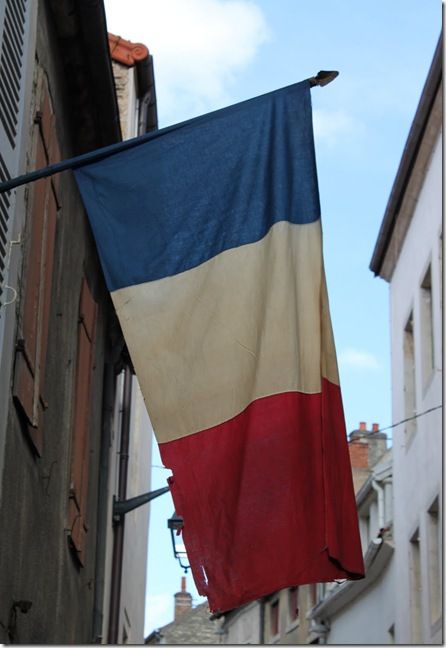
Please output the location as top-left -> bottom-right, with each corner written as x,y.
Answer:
0,72 -> 338,196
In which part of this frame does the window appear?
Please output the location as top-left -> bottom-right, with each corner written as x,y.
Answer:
12,80 -> 60,454
409,529 -> 422,643
270,599 -> 279,639
427,498 -> 441,626
67,277 -> 97,566
288,587 -> 299,624
403,312 -> 416,445
420,265 -> 434,389
310,583 -> 317,607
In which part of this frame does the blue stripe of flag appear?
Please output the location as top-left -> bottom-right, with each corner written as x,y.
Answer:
75,80 -> 320,292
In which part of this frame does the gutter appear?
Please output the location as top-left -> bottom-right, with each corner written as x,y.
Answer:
76,0 -> 122,145
136,54 -> 158,133
369,33 -> 442,277
48,0 -> 122,151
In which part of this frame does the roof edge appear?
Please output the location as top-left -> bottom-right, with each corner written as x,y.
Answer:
369,33 -> 442,278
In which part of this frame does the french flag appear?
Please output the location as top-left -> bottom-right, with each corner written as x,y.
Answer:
75,79 -> 364,613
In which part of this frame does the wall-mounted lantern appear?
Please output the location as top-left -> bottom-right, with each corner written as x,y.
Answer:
167,511 -> 190,573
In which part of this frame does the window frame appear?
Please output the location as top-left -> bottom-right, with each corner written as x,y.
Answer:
269,597 -> 280,643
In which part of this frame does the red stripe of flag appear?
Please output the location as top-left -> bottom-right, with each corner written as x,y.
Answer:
160,379 -> 364,613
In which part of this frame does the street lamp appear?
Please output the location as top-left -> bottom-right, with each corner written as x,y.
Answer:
113,490 -> 191,573
167,511 -> 190,573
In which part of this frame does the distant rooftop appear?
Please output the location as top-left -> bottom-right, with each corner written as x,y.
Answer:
145,601 -> 221,645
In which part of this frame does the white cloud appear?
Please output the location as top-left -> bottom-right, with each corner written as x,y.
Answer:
104,0 -> 270,124
313,108 -> 365,145
338,348 -> 380,370
144,593 -> 173,636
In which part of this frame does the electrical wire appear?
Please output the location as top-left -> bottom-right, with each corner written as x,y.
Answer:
378,404 -> 442,433
348,404 -> 442,441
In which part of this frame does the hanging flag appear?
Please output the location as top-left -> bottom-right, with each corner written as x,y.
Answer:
75,80 -> 364,613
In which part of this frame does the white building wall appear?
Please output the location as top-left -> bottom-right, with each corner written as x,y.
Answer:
327,557 -> 396,645
389,130 -> 442,645
223,601 -> 262,645
101,373 -> 153,644
111,61 -> 139,140
120,381 -> 153,643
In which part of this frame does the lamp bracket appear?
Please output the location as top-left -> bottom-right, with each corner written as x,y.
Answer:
113,486 -> 170,522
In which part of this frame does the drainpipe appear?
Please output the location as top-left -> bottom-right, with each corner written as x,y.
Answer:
108,365 -> 133,644
92,359 -> 115,642
137,91 -> 153,135
372,479 -> 385,531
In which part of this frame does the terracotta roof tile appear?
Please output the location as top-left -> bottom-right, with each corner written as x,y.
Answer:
108,32 -> 149,66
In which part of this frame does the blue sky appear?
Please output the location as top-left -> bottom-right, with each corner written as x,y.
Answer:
104,0 -> 441,635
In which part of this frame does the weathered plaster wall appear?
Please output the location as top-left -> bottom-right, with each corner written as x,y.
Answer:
0,3 -> 118,643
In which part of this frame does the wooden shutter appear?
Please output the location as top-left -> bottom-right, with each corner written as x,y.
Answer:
0,0 -> 30,306
12,80 -> 60,454
67,278 -> 97,566
0,156 -> 12,307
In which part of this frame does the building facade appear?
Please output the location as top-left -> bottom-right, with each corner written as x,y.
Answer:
0,2 -> 156,643
370,35 -> 442,645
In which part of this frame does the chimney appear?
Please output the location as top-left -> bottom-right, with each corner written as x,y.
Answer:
368,423 -> 387,467
174,576 -> 192,621
348,421 -> 387,471
348,427 -> 368,470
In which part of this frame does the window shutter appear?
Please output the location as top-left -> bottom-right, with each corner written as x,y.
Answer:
68,278 -> 97,566
0,0 -> 27,148
0,158 -> 12,306
0,0 -> 31,307
12,81 -> 59,454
